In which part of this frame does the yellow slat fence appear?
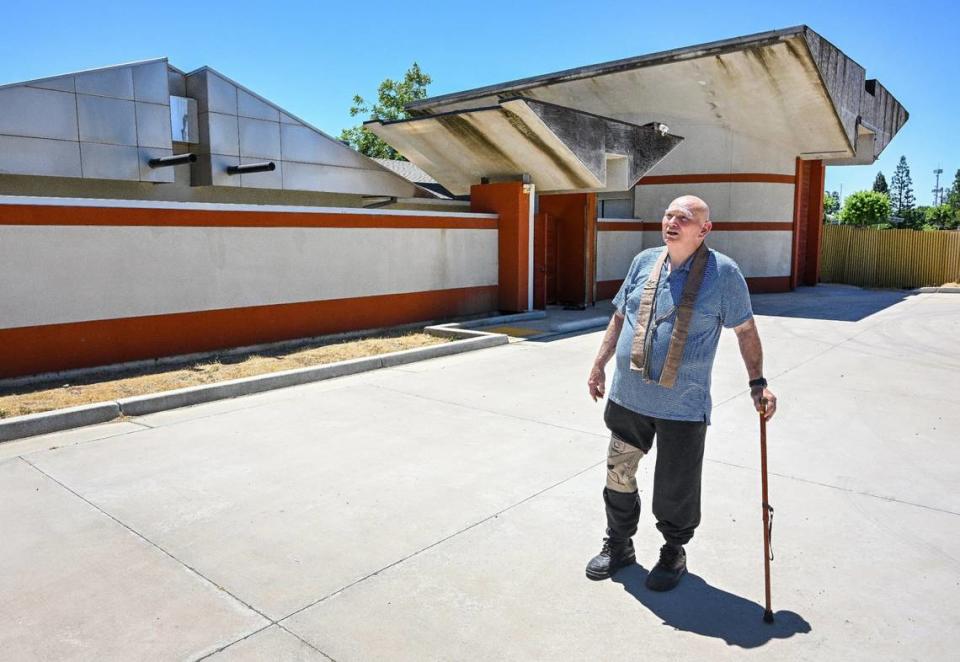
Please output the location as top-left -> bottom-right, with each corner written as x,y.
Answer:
820,225 -> 960,288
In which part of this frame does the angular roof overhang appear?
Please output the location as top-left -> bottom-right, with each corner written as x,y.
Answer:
366,97 -> 683,196
403,26 -> 906,170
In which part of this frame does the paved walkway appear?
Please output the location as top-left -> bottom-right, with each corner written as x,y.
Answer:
2,285 -> 958,661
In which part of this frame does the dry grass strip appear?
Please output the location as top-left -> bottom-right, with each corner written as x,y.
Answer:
0,333 -> 446,419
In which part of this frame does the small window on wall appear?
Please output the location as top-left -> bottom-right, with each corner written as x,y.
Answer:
600,198 -> 633,219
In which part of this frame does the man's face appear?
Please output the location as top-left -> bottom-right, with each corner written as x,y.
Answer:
661,197 -> 711,251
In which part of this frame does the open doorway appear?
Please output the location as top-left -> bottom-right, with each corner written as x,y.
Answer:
534,193 -> 597,309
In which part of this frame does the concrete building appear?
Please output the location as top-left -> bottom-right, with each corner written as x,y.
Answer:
0,60 -> 491,379
369,25 -> 908,303
0,26 -> 907,379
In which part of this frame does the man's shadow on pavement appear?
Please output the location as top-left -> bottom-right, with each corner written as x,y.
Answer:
612,564 -> 811,648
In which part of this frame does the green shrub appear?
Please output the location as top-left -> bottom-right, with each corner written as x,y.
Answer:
839,191 -> 891,226
925,204 -> 957,230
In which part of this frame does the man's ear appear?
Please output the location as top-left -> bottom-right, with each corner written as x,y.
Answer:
699,221 -> 712,238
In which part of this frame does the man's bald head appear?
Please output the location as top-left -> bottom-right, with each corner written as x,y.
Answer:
662,195 -> 712,253
669,195 -> 710,224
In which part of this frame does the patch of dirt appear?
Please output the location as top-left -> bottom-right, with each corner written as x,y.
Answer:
0,333 -> 447,419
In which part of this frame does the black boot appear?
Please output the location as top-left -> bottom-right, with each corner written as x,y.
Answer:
585,537 -> 635,580
645,543 -> 687,591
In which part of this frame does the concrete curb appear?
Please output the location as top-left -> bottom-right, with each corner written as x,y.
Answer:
550,315 -> 611,334
458,311 -> 547,328
117,356 -> 384,417
0,328 -> 510,442
0,402 -> 121,443
916,286 -> 960,294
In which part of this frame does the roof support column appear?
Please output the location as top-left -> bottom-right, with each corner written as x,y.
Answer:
471,180 -> 532,312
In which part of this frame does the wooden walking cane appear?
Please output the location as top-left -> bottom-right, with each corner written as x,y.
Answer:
759,399 -> 775,623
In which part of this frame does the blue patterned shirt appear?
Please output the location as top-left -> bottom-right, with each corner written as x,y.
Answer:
610,246 -> 753,424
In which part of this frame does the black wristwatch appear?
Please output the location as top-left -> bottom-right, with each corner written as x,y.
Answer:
749,377 -> 768,389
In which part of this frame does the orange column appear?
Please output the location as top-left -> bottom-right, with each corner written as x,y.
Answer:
471,181 -> 531,312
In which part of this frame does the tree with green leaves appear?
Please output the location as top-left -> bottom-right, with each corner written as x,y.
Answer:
946,169 -> 960,211
339,63 -> 432,160
823,190 -> 840,221
889,156 -> 915,215
872,172 -> 889,195
897,206 -> 923,229
839,190 -> 890,227
925,204 -> 957,230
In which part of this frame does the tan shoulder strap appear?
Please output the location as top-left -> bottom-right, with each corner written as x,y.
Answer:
658,243 -> 710,388
629,248 -> 669,373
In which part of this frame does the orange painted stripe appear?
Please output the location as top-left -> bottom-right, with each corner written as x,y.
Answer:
0,286 -> 498,379
595,276 -> 791,300
0,204 -> 498,230
637,173 -> 796,185
598,222 -> 793,232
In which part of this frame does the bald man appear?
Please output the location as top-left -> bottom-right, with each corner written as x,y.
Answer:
585,195 -> 777,591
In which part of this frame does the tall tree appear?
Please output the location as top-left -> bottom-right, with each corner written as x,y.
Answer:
872,172 -> 889,195
339,63 -> 432,160
889,156 -> 916,215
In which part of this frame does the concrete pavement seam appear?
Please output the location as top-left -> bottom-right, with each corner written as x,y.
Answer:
275,459 -> 606,624
0,421 -> 154,463
373,370 -> 960,520
706,456 -> 960,517
191,623 -> 275,662
18,457 -> 275,624
191,623 -> 337,662
127,398 -> 294,433
366,383 -> 610,440
275,623 -> 338,662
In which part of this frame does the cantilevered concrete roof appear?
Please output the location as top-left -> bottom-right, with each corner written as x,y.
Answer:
367,97 -> 683,195
397,26 -> 906,178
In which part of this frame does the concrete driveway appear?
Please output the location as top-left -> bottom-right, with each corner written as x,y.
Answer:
1,285 -> 957,661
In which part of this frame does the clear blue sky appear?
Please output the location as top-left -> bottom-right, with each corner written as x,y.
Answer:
2,0 -> 956,204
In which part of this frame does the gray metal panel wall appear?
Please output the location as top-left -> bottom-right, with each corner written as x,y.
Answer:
0,60 -> 174,183
186,68 -> 416,197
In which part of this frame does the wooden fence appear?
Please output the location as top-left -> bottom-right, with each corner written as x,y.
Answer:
819,225 -> 960,288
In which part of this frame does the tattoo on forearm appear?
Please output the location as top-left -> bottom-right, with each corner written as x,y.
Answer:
595,314 -> 624,366
737,327 -> 764,380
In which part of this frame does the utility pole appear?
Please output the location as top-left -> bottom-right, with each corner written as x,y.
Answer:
933,167 -> 944,205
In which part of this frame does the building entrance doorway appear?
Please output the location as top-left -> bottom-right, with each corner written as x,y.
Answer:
792,159 -> 826,288
533,193 -> 597,309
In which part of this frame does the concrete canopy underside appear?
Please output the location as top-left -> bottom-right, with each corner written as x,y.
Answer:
406,26 -> 907,169
366,98 -> 684,196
